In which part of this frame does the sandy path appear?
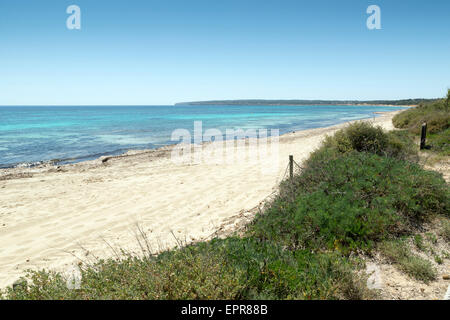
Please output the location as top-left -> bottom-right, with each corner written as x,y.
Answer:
0,111 -> 399,288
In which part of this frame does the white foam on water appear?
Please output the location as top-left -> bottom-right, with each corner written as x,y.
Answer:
97,134 -> 154,145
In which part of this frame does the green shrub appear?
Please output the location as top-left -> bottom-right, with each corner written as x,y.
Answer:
315,122 -> 418,162
434,255 -> 443,264
385,130 -> 419,162
1,238 -> 371,300
249,152 -> 448,252
322,122 -> 388,155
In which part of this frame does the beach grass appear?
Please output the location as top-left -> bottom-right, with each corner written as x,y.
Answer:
378,240 -> 437,283
2,238 -> 374,300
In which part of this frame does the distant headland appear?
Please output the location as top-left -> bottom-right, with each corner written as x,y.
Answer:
175,98 -> 438,106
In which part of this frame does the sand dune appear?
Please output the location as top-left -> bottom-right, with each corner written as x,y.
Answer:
0,111 -> 400,288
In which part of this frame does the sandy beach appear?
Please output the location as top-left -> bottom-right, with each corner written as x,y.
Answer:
0,111 -> 401,288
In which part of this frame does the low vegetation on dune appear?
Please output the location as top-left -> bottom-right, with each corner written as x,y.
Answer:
250,152 -> 447,253
378,240 -> 437,283
308,121 -> 419,162
2,98 -> 449,300
392,91 -> 449,134
392,90 -> 450,157
2,238 -> 372,300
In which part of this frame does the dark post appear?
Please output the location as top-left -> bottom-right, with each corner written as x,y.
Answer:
420,122 -> 427,150
289,155 -> 294,179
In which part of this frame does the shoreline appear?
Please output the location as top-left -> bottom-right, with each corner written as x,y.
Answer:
0,110 -> 403,288
0,108 -> 407,174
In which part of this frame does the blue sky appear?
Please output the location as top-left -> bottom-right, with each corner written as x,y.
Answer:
0,0 -> 449,105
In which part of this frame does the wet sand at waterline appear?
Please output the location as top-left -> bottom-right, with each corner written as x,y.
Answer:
0,111 -> 401,288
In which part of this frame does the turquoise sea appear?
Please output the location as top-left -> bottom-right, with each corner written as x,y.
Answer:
0,105 -> 406,168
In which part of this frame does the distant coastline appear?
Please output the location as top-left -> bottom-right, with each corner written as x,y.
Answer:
175,98 -> 437,106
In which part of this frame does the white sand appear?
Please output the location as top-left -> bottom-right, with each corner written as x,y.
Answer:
0,111 -> 400,288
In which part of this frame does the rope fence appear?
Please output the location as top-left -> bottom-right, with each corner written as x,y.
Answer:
276,154 -> 304,183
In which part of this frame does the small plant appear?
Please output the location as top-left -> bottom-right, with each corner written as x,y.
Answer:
413,235 -> 426,252
425,232 -> 437,245
434,255 -> 443,265
440,218 -> 450,242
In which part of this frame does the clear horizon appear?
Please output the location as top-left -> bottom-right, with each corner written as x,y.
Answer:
1,0 -> 449,105
0,97 -> 441,107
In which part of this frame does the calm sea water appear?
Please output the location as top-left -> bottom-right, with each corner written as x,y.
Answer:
0,105 -> 406,168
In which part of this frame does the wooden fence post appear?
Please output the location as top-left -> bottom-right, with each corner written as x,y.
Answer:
420,122 -> 427,150
289,155 -> 294,179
